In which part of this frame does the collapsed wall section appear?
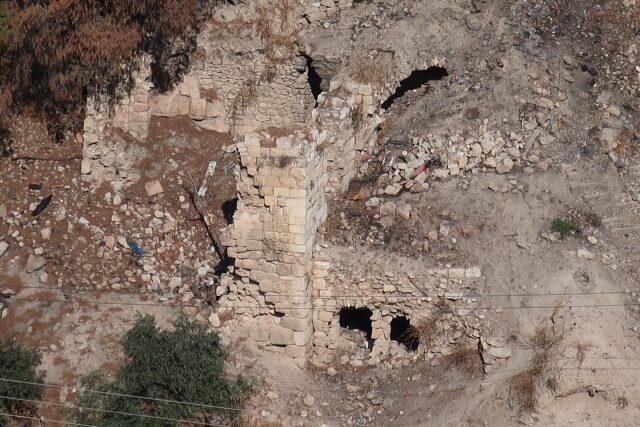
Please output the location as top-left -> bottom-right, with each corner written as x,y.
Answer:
218,131 -> 327,366
312,81 -> 382,193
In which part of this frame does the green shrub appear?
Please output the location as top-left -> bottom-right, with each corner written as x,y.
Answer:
551,218 -> 582,237
71,314 -> 251,426
0,339 -> 45,423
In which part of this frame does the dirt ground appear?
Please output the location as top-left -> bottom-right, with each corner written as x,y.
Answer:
2,0 -> 640,426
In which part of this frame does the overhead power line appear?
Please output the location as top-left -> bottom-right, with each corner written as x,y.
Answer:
5,283 -> 633,299
0,378 -> 246,414
0,395 -> 230,427
0,412 -> 98,427
3,295 -> 639,312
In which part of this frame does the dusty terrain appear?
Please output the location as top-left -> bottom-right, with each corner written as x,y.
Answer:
2,0 -> 640,426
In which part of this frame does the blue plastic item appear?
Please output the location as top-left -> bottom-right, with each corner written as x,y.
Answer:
128,241 -> 144,257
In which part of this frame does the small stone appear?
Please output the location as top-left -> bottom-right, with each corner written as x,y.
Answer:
395,203 -> 412,220
208,313 -> 220,327
327,367 -> 337,376
49,344 -> 58,352
578,249 -> 595,260
496,158 -> 514,174
0,242 -> 8,258
25,254 -> 46,273
303,394 -> 315,407
34,247 -> 44,256
587,236 -> 598,245
105,236 -> 116,250
384,184 -> 402,196
144,180 -> 164,197
365,197 -> 380,208
266,391 -> 279,400
379,202 -> 397,217
40,228 -> 51,241
80,159 -> 92,174
439,221 -> 451,237
518,414 -> 534,425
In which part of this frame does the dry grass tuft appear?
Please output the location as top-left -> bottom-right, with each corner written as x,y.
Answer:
509,370 -> 538,412
509,314 -> 565,412
406,300 -> 451,347
446,343 -> 482,374
353,61 -> 389,85
531,323 -> 564,354
231,79 -> 257,118
200,87 -> 219,101
575,342 -> 591,366
255,0 -> 299,64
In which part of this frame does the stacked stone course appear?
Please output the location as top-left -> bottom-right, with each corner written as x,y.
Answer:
310,250 -> 484,364
218,131 -> 328,366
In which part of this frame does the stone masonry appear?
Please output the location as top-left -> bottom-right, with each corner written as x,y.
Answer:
218,131 -> 328,366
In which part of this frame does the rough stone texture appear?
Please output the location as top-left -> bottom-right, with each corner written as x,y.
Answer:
311,81 -> 381,193
303,0 -> 354,24
219,131 -> 328,365
310,245 -> 485,364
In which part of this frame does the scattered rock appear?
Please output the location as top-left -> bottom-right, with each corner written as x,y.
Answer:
578,249 -> 595,260
209,313 -> 221,328
365,197 -> 380,208
80,159 -> 92,174
0,242 -> 8,259
303,394 -> 315,407
395,203 -> 412,220
144,180 -> 164,197
379,202 -> 397,217
25,254 -> 47,273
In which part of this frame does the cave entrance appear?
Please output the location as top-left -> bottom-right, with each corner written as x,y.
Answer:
339,307 -> 374,350
381,66 -> 448,110
303,54 -> 323,104
390,316 -> 419,352
221,198 -> 238,225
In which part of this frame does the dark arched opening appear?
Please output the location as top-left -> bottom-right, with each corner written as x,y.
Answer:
339,307 -> 374,349
381,67 -> 448,110
390,316 -> 419,352
221,198 -> 238,225
302,54 -> 323,104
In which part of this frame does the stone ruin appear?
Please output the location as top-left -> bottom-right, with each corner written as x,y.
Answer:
79,0 -> 484,367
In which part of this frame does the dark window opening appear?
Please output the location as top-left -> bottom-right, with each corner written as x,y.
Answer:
390,316 -> 419,352
221,198 -> 238,225
381,67 -> 448,110
339,307 -> 374,349
213,255 -> 234,275
302,54 -> 323,103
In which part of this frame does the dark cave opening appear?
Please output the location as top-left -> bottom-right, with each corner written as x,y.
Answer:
339,307 -> 374,349
221,197 -> 238,225
303,54 -> 323,103
390,316 -> 419,352
381,66 -> 449,110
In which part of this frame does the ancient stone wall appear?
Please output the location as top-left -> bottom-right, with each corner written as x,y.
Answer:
218,131 -> 328,366
310,246 -> 484,364
303,0 -> 353,24
151,43 -> 314,135
311,80 -> 382,193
